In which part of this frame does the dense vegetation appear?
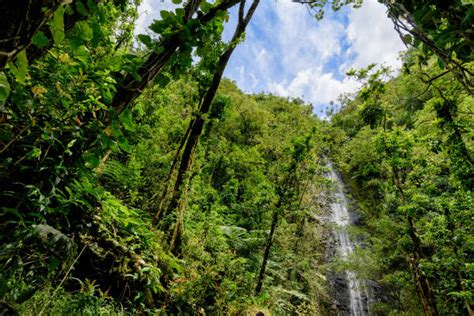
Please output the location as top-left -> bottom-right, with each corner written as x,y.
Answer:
0,0 -> 472,315
328,50 -> 473,315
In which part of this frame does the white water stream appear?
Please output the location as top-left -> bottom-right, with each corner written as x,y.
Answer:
327,164 -> 368,316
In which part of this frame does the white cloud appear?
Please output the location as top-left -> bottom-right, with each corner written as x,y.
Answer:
135,0 -> 406,116
273,1 -> 346,76
345,0 -> 406,70
269,67 -> 360,114
256,0 -> 405,113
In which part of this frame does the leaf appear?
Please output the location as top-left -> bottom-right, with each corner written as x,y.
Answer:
27,147 -> 42,159
437,58 -> 446,69
101,88 -> 113,103
175,8 -> 185,17
121,109 -> 136,132
200,1 -> 212,13
160,10 -> 171,19
0,71 -> 10,102
31,31 -> 49,49
402,34 -> 413,46
32,85 -> 48,96
75,1 -> 89,16
111,120 -> 122,138
75,21 -> 94,41
50,6 -> 65,44
74,45 -> 90,65
131,71 -> 142,82
137,34 -> 153,48
9,50 -> 28,84
118,136 -> 131,153
85,153 -> 100,168
172,0 -> 182,4
67,139 -> 77,148
155,73 -> 170,87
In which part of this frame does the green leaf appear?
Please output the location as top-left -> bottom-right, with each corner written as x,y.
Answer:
175,8 -> 185,17
74,45 -> 90,65
160,10 -> 171,19
9,50 -> 28,84
0,71 -> 10,102
172,0 -> 182,4
75,21 -> 94,41
200,1 -> 212,13
27,147 -> 42,159
67,139 -> 77,148
85,153 -> 100,168
86,0 -> 97,10
118,136 -> 131,153
50,6 -> 65,44
137,34 -> 153,48
121,109 -> 136,132
75,1 -> 89,16
155,73 -> 170,87
111,120 -> 122,138
31,31 -> 49,48
102,88 -> 113,103
437,58 -> 446,69
402,34 -> 413,46
17,50 -> 28,72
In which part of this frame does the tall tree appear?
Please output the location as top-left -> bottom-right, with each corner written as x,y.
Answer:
255,130 -> 316,294
155,0 -> 261,255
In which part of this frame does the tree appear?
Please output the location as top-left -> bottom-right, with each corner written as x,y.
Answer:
154,0 -> 261,256
381,0 -> 473,93
256,129 -> 317,294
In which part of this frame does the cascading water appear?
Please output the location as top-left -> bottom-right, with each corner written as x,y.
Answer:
327,163 -> 369,316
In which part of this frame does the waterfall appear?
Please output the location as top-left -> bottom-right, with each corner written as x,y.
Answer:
327,163 -> 369,316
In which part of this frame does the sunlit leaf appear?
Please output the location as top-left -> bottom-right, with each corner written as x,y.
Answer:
50,6 -> 65,44
75,21 -> 94,41
0,71 -> 10,102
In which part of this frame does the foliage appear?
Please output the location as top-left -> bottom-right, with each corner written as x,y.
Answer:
1,0 -> 472,314
328,51 -> 473,315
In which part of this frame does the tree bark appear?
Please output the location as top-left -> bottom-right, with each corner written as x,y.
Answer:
255,210 -> 279,295
152,119 -> 194,225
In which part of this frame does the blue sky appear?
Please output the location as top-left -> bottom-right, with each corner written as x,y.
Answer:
136,0 -> 406,116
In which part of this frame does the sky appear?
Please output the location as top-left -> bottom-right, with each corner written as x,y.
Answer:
136,0 -> 406,116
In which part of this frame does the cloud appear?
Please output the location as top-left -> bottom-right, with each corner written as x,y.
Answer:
225,2 -> 347,91
268,66 -> 360,114
345,0 -> 406,70
135,0 -> 406,116
273,1 -> 346,75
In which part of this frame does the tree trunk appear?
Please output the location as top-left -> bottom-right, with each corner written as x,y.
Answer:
396,177 -> 439,316
152,120 -> 194,225
407,216 -> 439,316
255,210 -> 279,295
160,0 -> 261,255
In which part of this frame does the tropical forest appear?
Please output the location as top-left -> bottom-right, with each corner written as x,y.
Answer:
0,0 -> 472,315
